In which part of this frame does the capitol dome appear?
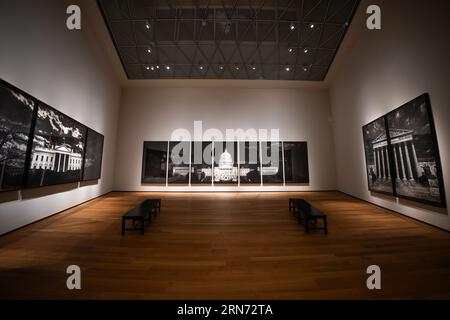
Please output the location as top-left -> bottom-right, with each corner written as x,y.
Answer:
219,149 -> 233,168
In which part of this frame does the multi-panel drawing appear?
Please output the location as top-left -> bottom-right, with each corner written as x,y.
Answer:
363,94 -> 446,207
142,141 -> 310,186
0,79 -> 104,193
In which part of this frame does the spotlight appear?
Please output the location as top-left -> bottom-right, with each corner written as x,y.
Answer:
156,65 -> 160,69
250,64 -> 256,71
288,48 -> 294,53
147,47 -> 152,54
165,65 -> 171,70
145,21 -> 151,30
303,48 -> 309,54
310,23 -> 315,29
150,66 -> 155,71
290,22 -> 295,30
302,64 -> 309,72
199,65 -> 204,70
234,64 -> 240,71
218,64 -> 224,71
285,65 -> 291,72
145,65 -> 150,70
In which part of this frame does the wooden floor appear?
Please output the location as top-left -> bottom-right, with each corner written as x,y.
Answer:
1,191 -> 450,299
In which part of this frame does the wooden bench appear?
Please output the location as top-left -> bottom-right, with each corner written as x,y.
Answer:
289,198 -> 328,235
121,199 -> 160,235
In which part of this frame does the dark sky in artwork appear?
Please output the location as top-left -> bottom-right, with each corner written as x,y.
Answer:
363,117 -> 386,142
34,103 -> 85,154
387,96 -> 435,160
387,96 -> 431,135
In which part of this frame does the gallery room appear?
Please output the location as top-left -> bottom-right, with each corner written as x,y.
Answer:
1,0 -> 450,305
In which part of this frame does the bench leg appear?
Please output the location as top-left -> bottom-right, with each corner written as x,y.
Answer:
121,218 -> 125,236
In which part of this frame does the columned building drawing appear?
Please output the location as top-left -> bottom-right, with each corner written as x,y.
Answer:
372,129 -> 419,183
30,144 -> 83,172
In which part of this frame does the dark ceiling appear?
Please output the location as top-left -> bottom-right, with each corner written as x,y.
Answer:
98,0 -> 360,81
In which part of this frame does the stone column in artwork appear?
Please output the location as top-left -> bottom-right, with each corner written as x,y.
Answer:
398,143 -> 407,182
410,141 -> 419,179
381,147 -> 386,179
385,146 -> 391,180
376,148 -> 381,178
57,154 -> 61,172
393,144 -> 400,182
404,142 -> 414,182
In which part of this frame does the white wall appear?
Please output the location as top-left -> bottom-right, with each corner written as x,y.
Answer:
115,83 -> 336,192
0,0 -> 121,235
329,0 -> 450,230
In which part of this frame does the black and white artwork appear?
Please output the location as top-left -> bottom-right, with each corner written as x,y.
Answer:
284,142 -> 309,184
190,141 -> 212,184
239,141 -> 261,184
261,142 -> 283,184
386,94 -> 446,207
362,116 -> 395,195
82,128 -> 104,181
168,141 -> 190,185
0,80 -> 36,192
213,142 -> 238,184
27,103 -> 86,187
141,141 -> 168,184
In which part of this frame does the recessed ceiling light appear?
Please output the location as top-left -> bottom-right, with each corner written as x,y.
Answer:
310,23 -> 315,29
199,65 -> 204,70
218,64 -> 224,70
156,65 -> 160,69
145,21 -> 151,30
147,47 -> 152,54
303,48 -> 309,54
288,48 -> 294,53
145,65 -> 150,70
150,66 -> 155,71
285,65 -> 291,72
290,22 -> 295,30
165,65 -> 171,70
